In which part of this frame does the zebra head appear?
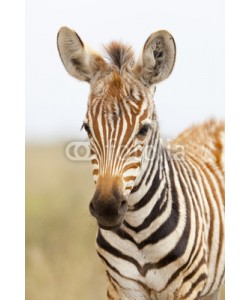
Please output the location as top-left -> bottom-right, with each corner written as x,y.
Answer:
57,27 -> 176,230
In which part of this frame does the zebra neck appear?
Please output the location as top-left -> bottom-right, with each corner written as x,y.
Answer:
124,130 -> 170,230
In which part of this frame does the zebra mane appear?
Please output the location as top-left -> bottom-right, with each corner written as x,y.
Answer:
103,41 -> 134,70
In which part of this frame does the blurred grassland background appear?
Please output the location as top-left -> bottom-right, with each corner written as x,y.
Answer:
26,144 -> 106,300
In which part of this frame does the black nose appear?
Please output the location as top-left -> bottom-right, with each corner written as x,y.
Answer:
89,200 -> 127,219
89,190 -> 127,230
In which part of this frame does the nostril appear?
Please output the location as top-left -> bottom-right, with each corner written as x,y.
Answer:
89,202 -> 96,216
119,200 -> 128,215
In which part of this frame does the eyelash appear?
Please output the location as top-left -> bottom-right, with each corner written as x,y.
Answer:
81,122 -> 91,135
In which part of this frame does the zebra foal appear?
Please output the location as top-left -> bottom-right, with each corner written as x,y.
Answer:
57,27 -> 224,300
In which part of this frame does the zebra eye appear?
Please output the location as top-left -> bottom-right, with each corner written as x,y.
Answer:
81,122 -> 91,135
137,124 -> 151,137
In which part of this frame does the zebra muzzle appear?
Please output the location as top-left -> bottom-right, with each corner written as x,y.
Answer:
89,187 -> 128,230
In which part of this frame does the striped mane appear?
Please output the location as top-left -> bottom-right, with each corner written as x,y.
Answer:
104,41 -> 134,70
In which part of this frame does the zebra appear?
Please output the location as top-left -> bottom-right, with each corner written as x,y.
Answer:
57,27 -> 224,300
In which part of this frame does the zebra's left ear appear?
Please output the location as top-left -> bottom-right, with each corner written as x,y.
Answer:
135,30 -> 176,85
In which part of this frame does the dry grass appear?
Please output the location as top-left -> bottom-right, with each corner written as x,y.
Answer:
26,144 -> 106,300
26,144 -> 224,300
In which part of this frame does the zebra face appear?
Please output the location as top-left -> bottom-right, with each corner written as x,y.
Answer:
86,72 -> 154,191
84,73 -> 155,229
57,27 -> 176,229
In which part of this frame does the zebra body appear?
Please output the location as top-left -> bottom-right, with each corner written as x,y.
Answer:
97,120 -> 224,300
57,27 -> 224,300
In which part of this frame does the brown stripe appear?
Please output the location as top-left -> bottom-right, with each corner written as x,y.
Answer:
206,161 -> 224,206
188,155 -> 215,264
123,176 -> 136,182
91,100 -> 105,156
107,290 -> 115,300
129,149 -> 142,157
189,153 -> 224,294
122,162 -> 140,172
93,169 -> 99,176
183,252 -> 206,283
106,271 -> 119,293
138,108 -> 149,124
205,163 -> 224,293
196,158 -> 224,294
182,273 -> 207,299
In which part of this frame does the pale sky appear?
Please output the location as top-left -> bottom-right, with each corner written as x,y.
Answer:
26,0 -> 224,142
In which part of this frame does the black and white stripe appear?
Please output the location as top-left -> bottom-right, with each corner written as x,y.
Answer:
96,121 -> 224,300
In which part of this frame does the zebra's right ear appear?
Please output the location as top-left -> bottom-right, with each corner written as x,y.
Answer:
57,27 -> 109,83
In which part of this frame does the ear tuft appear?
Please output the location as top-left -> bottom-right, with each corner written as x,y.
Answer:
135,30 -> 176,85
